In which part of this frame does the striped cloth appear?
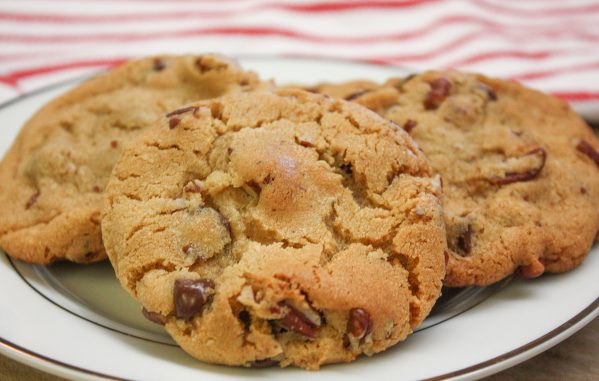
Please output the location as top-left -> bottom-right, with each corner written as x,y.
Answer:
1,0 -> 598,121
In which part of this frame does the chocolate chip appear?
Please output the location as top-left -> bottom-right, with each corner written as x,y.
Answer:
347,308 -> 373,341
340,162 -> 353,175
457,225 -> 472,255
280,303 -> 319,338
263,174 -> 274,185
491,147 -> 547,185
238,310 -> 251,330
174,278 -> 215,320
424,77 -> 452,110
153,59 -> 166,71
345,89 -> 370,101
576,140 -> 599,168
166,106 -> 198,118
91,185 -> 101,193
110,140 -> 118,149
250,358 -> 279,368
516,261 -> 545,279
169,117 -> 181,129
479,83 -> 497,101
25,192 -> 40,209
444,250 -> 449,267
581,186 -> 588,194
403,119 -> 418,133
142,307 -> 167,325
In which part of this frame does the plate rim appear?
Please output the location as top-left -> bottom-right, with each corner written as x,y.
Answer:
0,55 -> 597,381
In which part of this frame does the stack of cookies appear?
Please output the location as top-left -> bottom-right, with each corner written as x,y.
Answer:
0,54 -> 597,370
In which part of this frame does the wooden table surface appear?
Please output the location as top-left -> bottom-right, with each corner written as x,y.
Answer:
1,316 -> 597,380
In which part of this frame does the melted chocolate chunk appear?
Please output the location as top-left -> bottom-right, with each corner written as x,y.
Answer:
110,140 -> 118,149
238,310 -> 251,330
166,106 -> 198,118
174,278 -> 215,320
424,77 -> 452,110
279,304 -> 319,338
491,147 -> 547,185
340,163 -> 353,175
576,140 -> 599,168
142,307 -> 167,325
347,308 -> 373,341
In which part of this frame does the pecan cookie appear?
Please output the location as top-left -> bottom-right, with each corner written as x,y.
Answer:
0,54 -> 262,263
102,89 -> 446,369
309,72 -> 599,287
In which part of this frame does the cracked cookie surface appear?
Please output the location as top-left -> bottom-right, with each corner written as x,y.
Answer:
0,54 -> 262,263
102,89 -> 446,369
309,71 -> 599,286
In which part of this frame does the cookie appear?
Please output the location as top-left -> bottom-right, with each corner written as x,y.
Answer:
102,89 -> 446,369
0,54 -> 263,264
309,72 -> 599,287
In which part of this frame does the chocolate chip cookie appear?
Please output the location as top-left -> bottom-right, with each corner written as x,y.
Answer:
309,72 -> 599,287
0,54 -> 262,263
102,89 -> 446,369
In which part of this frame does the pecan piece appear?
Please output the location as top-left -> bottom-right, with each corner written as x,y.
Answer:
25,192 -> 40,209
166,106 -> 198,118
279,303 -> 320,338
424,77 -> 452,110
250,358 -> 279,368
142,307 -> 167,325
347,308 -> 373,341
403,119 -> 418,133
169,117 -> 181,129
491,147 -> 546,185
576,140 -> 599,168
174,278 -> 215,320
457,224 -> 472,255
153,58 -> 166,71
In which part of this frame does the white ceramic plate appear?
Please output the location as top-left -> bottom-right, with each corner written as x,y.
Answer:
0,57 -> 597,381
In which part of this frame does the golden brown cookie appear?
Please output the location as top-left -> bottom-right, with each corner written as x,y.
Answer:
309,72 -> 599,287
0,54 -> 263,264
102,89 -> 446,369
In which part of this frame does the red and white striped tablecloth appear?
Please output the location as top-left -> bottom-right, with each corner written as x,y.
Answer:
1,0 -> 598,121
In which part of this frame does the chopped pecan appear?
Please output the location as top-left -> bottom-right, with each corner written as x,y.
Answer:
279,302 -> 320,338
169,117 -> 181,129
142,307 -> 167,325
424,77 -> 452,110
491,147 -> 546,185
347,308 -> 373,341
403,119 -> 418,133
166,106 -> 198,118
576,140 -> 599,168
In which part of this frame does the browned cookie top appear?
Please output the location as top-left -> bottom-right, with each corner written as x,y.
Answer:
0,54 -> 262,264
310,72 -> 599,287
102,89 -> 446,369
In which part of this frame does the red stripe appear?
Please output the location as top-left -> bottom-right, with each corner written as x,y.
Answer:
474,0 -> 599,17
445,49 -> 582,67
552,91 -> 599,101
509,61 -> 599,81
1,22 -> 598,45
0,0 -> 434,22
0,59 -> 126,85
